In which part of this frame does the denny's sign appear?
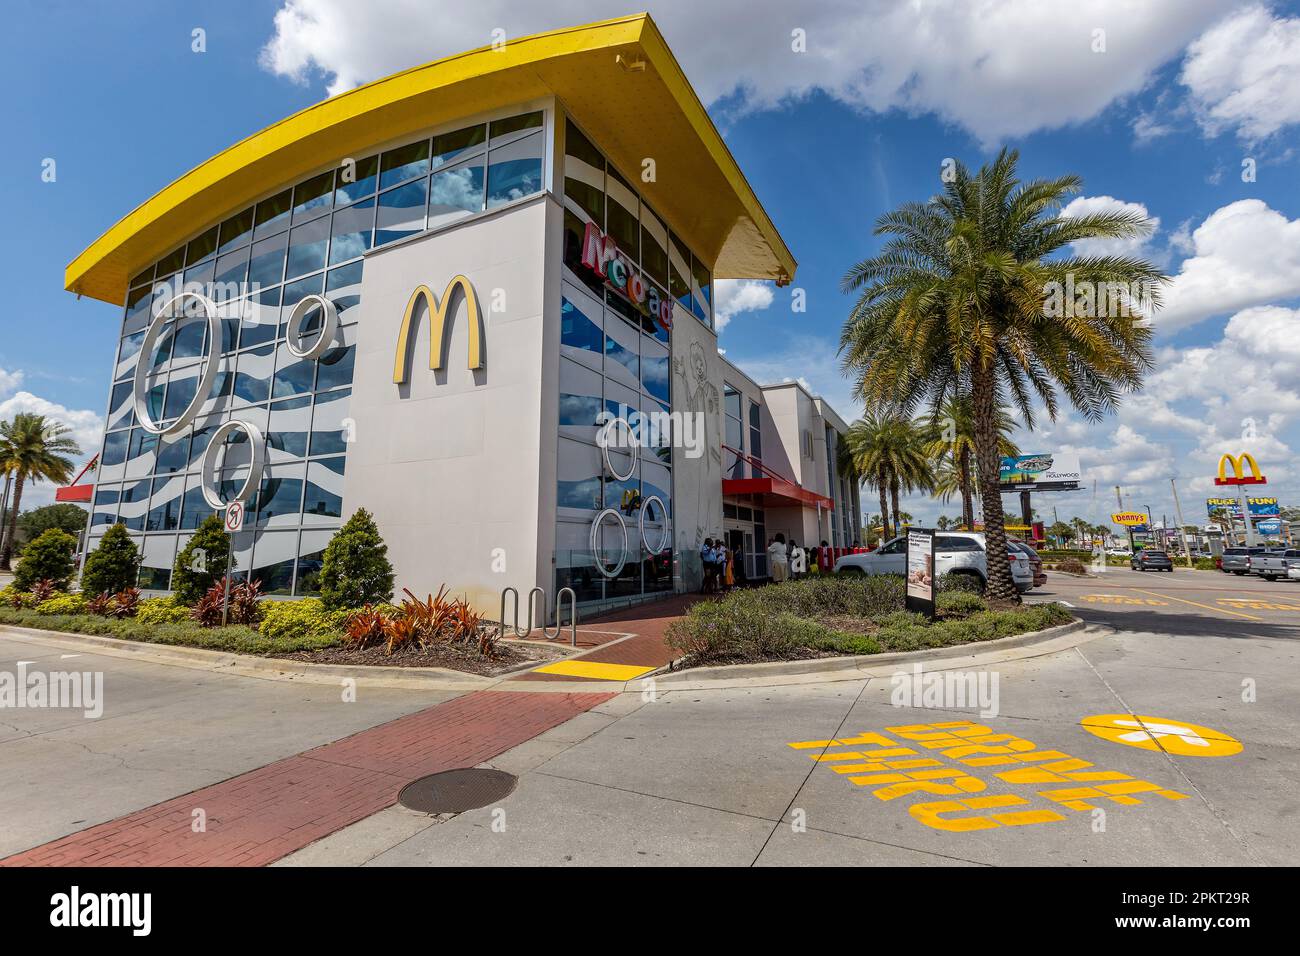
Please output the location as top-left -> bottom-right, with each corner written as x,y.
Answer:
581,221 -> 673,334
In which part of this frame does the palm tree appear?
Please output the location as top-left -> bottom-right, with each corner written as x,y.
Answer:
922,395 -> 1019,529
840,148 -> 1165,601
0,414 -> 81,570
842,411 -> 934,541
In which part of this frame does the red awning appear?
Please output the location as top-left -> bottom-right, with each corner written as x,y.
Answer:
55,484 -> 94,503
722,477 -> 834,511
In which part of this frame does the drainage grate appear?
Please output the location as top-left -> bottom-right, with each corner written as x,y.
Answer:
397,768 -> 518,814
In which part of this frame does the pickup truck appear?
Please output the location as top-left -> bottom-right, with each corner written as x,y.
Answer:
1251,548 -> 1300,581
1220,546 -> 1266,574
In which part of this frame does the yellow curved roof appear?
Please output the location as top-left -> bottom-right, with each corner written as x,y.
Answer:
66,13 -> 795,305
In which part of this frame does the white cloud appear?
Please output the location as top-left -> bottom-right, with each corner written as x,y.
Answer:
260,0 -> 1232,144
1180,4 -> 1300,142
0,391 -> 103,465
1158,199 -> 1300,333
0,368 -> 23,395
713,278 -> 774,332
1060,195 -> 1160,258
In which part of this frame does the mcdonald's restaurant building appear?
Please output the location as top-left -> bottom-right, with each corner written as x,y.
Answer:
67,14 -> 860,616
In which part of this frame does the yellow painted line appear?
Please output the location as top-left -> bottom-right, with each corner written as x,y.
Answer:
1130,588 -> 1264,621
531,660 -> 656,681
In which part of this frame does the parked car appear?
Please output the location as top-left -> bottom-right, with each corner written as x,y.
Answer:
1130,549 -> 1173,572
1220,546 -> 1267,575
1009,540 -> 1047,589
1250,548 -> 1299,581
1105,547 -> 1132,557
833,532 -> 1034,592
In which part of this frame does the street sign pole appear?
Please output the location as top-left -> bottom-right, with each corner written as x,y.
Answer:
221,501 -> 245,626
1170,478 -> 1192,568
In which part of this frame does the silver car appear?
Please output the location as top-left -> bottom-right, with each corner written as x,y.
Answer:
834,532 -> 1034,592
1220,546 -> 1266,574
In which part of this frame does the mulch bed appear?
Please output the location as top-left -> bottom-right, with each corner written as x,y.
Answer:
272,636 -> 566,677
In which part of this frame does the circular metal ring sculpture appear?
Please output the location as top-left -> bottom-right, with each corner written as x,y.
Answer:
284,294 -> 339,361
133,291 -> 222,435
589,507 -> 629,579
639,495 -> 669,555
599,416 -> 636,482
200,420 -> 267,509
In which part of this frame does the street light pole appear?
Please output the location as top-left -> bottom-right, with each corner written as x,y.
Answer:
1116,485 -> 1134,552
1170,477 -> 1192,568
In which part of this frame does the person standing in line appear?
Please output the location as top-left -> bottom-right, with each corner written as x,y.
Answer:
700,537 -> 715,594
790,540 -> 806,579
767,533 -> 789,583
723,542 -> 736,591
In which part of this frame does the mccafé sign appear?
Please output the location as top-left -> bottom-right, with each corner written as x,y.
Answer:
581,221 -> 673,333
1215,452 -> 1267,486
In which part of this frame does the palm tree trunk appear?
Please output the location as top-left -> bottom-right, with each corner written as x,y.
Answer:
970,368 -> 1019,603
0,472 -> 25,570
959,447 -> 974,530
877,485 -> 889,544
890,480 -> 902,538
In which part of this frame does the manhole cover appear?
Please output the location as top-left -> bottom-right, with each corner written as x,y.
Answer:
398,768 -> 518,814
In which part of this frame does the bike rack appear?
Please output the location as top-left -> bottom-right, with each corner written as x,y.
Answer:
543,587 -> 578,646
498,585 -> 579,646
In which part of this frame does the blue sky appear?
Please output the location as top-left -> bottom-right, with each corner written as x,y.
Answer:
5,0 -> 1300,530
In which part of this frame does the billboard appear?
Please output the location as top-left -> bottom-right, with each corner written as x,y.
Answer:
1205,496 -> 1279,518
999,453 -> 1083,491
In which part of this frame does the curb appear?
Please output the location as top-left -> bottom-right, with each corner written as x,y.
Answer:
0,623 -> 499,691
652,618 -> 1098,688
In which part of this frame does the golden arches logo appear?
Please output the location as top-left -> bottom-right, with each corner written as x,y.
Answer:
1215,452 -> 1266,486
392,276 -> 483,383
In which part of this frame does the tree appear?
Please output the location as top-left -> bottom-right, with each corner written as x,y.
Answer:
14,528 -> 78,591
922,395 -> 1019,530
841,149 -> 1164,601
80,523 -> 141,596
172,515 -> 232,604
318,508 -> 394,611
16,503 -> 88,546
0,414 -> 81,570
842,411 -> 934,541
1048,521 -> 1074,548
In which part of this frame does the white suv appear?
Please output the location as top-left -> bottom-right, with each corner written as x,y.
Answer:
833,532 -> 1034,593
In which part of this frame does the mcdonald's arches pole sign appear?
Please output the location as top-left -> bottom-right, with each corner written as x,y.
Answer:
1215,452 -> 1267,486
1111,512 -> 1149,527
393,275 -> 483,383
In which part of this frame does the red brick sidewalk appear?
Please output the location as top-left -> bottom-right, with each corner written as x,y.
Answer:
1,689 -> 611,867
510,593 -> 706,681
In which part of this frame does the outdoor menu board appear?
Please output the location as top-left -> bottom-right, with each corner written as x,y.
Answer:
906,528 -> 936,619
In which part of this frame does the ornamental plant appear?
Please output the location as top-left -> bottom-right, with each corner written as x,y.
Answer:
80,523 -> 140,597
171,515 -> 232,604
318,509 -> 394,611
13,529 -> 78,591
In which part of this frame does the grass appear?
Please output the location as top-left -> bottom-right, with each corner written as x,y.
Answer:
666,574 -> 1074,668
0,608 -> 342,655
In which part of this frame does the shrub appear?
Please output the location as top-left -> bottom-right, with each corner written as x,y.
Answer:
171,515 -> 232,604
36,593 -> 85,616
318,509 -> 394,611
0,584 -> 36,609
80,523 -> 141,596
342,605 -> 390,650
111,587 -> 141,619
191,577 -> 262,627
937,591 -> 987,615
13,529 -> 78,591
258,598 -> 350,642
937,572 -> 985,594
1054,558 -> 1088,575
29,579 -> 59,603
85,592 -> 115,617
136,595 -> 192,625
